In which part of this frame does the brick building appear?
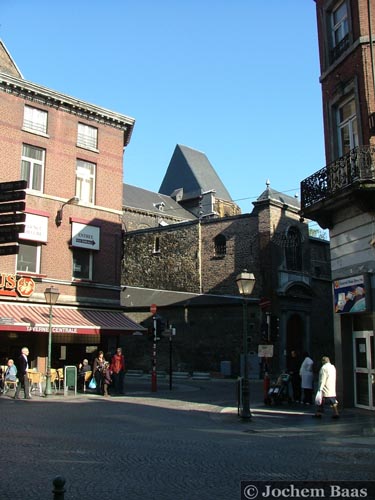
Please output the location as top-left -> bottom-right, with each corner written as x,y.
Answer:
301,1 -> 375,410
122,175 -> 332,377
0,40 -> 143,372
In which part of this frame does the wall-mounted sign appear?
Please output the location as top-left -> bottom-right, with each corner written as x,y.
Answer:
71,222 -> 100,250
19,213 -> 48,243
0,274 -> 35,297
258,344 -> 274,358
333,275 -> 367,313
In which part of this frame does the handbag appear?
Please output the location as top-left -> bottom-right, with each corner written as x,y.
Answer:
315,389 -> 322,406
88,377 -> 97,389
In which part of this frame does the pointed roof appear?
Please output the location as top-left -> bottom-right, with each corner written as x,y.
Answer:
253,180 -> 300,210
159,144 -> 233,201
0,40 -> 23,78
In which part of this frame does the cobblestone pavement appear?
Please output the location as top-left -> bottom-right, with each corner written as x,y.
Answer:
1,378 -> 374,500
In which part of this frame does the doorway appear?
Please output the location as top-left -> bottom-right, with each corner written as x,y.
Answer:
353,331 -> 375,409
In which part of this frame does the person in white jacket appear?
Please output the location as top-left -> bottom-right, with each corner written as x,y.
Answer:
299,352 -> 314,405
313,356 -> 339,419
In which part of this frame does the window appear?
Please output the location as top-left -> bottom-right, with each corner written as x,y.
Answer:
77,123 -> 98,150
16,243 -> 41,273
214,234 -> 226,257
331,1 -> 348,48
153,236 -> 160,254
23,105 -> 48,135
72,248 -> 92,280
75,159 -> 96,204
285,227 -> 302,271
21,144 -> 45,192
337,98 -> 358,155
328,1 -> 349,63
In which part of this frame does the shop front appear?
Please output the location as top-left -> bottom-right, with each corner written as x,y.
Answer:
0,301 -> 145,370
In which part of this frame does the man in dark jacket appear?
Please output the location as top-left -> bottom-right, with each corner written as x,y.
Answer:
14,347 -> 31,399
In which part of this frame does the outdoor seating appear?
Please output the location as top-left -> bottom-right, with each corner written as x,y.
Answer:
57,368 -> 64,390
27,370 -> 44,396
3,379 -> 18,395
50,369 -> 59,392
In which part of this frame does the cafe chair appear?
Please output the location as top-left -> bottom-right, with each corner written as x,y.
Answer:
3,379 -> 18,395
27,370 -> 43,396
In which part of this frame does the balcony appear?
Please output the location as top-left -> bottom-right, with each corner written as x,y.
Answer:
300,146 -> 375,228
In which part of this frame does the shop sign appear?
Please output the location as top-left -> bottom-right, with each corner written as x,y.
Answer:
71,222 -> 100,250
26,326 -> 78,333
19,213 -> 48,243
0,274 -> 35,297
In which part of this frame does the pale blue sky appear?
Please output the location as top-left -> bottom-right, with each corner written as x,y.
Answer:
1,0 -> 324,214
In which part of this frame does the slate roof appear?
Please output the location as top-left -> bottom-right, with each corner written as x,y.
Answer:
254,181 -> 300,210
123,183 -> 196,221
159,144 -> 233,201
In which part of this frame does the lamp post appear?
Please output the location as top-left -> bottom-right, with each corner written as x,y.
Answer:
236,270 -> 256,420
44,286 -> 60,396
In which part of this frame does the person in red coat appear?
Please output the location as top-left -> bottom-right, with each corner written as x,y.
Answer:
110,347 -> 125,395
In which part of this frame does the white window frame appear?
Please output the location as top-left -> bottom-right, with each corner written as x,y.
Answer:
77,123 -> 98,150
23,105 -> 48,135
21,144 -> 45,192
16,243 -> 41,274
337,97 -> 358,156
331,1 -> 348,48
75,159 -> 96,204
72,248 -> 93,280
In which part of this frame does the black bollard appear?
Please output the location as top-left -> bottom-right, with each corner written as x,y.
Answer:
52,476 -> 66,500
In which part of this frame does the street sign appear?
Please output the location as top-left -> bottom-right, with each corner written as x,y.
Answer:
0,201 -> 26,214
0,224 -> 25,234
0,190 -> 26,203
0,245 -> 19,255
150,303 -> 157,315
0,180 -> 27,192
0,232 -> 21,244
0,213 -> 26,225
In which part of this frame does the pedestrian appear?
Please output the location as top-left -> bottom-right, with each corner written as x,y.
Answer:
313,356 -> 339,419
288,349 -> 301,403
77,358 -> 91,391
92,350 -> 106,395
110,347 -> 125,394
102,361 -> 112,397
299,352 -> 314,405
14,347 -> 31,399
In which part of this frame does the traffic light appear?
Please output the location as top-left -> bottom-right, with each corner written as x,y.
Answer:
155,315 -> 166,339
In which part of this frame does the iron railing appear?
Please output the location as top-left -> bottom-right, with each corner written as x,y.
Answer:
301,146 -> 375,209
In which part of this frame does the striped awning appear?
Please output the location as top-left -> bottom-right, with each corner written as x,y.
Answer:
0,302 -> 145,335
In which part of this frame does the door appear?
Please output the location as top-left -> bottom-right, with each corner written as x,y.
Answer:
353,331 -> 375,409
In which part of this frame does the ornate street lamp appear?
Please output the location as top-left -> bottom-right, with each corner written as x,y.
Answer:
236,270 -> 256,420
44,286 -> 60,396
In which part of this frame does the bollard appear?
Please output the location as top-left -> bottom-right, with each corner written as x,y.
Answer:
52,476 -> 66,500
263,371 -> 270,403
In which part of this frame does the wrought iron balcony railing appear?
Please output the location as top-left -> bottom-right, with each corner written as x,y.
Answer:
301,146 -> 375,210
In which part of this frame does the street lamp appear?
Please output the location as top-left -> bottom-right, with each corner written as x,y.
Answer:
236,270 -> 256,420
44,286 -> 60,396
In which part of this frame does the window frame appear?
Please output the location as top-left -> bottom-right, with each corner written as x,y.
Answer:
285,226 -> 302,271
75,159 -> 96,204
72,248 -> 93,280
16,242 -> 41,274
214,234 -> 227,258
21,144 -> 45,193
336,97 -> 358,156
77,123 -> 98,151
331,1 -> 349,48
23,105 -> 48,136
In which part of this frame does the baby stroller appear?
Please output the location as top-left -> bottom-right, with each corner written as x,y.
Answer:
265,372 -> 292,405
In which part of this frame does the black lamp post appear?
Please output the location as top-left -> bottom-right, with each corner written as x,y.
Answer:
236,270 -> 256,420
44,286 -> 60,396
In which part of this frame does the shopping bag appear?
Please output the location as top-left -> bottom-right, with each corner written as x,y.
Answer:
315,389 -> 322,406
88,377 -> 97,390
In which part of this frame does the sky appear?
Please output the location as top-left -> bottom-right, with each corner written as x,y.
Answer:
1,0 -> 325,215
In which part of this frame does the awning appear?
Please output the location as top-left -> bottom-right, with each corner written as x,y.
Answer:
0,302 -> 146,335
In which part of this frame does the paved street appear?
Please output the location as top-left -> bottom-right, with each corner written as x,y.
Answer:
1,378 -> 374,500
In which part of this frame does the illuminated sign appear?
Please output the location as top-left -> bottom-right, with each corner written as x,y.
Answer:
333,275 -> 367,313
0,274 -> 35,297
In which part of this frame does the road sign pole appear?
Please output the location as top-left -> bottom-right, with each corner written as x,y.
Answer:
151,315 -> 157,392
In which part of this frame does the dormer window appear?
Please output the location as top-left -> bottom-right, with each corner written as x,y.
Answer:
154,202 -> 165,212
